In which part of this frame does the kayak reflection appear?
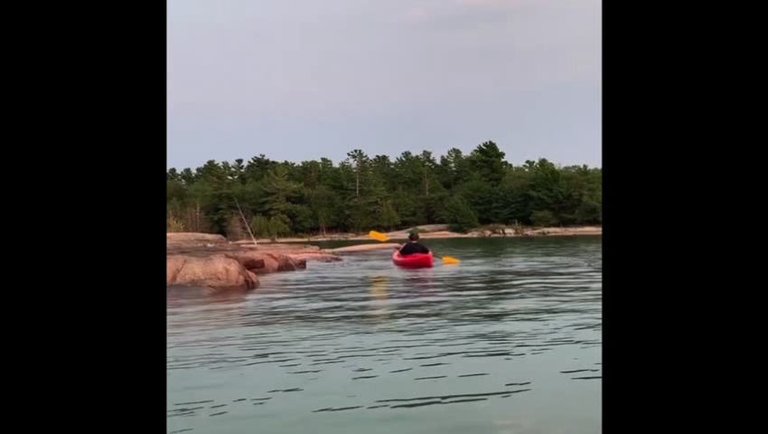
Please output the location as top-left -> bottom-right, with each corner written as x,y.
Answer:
402,271 -> 437,293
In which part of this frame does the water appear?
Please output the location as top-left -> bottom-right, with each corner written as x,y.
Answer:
167,237 -> 602,434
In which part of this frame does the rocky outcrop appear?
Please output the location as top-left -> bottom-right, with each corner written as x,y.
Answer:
167,234 -> 342,291
287,252 -> 345,262
225,250 -> 306,274
329,243 -> 400,253
167,232 -> 228,247
166,254 -> 259,291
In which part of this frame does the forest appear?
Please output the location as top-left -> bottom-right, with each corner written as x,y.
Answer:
167,141 -> 601,239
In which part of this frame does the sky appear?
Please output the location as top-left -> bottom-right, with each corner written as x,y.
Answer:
167,0 -> 601,170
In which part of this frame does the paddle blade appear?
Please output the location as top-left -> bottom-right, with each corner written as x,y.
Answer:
369,230 -> 390,242
442,256 -> 460,265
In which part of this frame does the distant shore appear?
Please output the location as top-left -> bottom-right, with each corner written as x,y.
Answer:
232,225 -> 602,244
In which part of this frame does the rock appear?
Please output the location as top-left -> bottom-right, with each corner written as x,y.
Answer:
287,252 -> 343,262
166,236 -> 342,291
167,232 -> 227,243
167,255 -> 187,284
167,254 -> 259,291
330,243 -> 400,253
225,250 -> 308,274
258,253 -> 305,273
236,256 -> 266,271
167,232 -> 228,248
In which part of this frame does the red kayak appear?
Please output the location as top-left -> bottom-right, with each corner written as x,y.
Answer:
392,251 -> 434,268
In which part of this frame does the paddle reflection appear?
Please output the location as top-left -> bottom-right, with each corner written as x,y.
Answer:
369,275 -> 390,320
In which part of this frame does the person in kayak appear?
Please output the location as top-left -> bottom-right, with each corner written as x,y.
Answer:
397,231 -> 431,256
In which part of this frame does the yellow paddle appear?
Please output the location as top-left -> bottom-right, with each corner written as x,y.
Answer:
442,256 -> 461,265
369,230 -> 390,242
368,231 -> 460,265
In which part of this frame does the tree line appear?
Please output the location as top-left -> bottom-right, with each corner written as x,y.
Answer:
167,141 -> 601,239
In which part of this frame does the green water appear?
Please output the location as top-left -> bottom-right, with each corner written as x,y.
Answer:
167,237 -> 602,434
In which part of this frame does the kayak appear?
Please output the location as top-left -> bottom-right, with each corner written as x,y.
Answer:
392,251 -> 434,268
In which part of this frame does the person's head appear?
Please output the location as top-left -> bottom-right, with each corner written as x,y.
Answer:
408,231 -> 419,242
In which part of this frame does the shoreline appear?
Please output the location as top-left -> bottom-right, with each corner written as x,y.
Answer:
233,225 -> 602,244
166,226 -> 601,292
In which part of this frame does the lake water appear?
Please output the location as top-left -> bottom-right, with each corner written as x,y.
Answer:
167,237 -> 602,434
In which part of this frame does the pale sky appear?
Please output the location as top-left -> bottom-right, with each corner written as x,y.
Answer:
167,0 -> 601,169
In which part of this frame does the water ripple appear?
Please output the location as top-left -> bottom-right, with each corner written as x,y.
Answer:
168,237 -> 601,434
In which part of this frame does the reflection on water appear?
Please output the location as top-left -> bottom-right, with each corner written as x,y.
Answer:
369,275 -> 389,300
167,237 -> 602,434
369,276 -> 389,320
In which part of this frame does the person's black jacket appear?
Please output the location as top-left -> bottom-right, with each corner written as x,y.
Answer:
399,241 -> 430,256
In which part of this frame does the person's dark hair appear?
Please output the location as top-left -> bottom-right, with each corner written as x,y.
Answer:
408,232 -> 419,241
